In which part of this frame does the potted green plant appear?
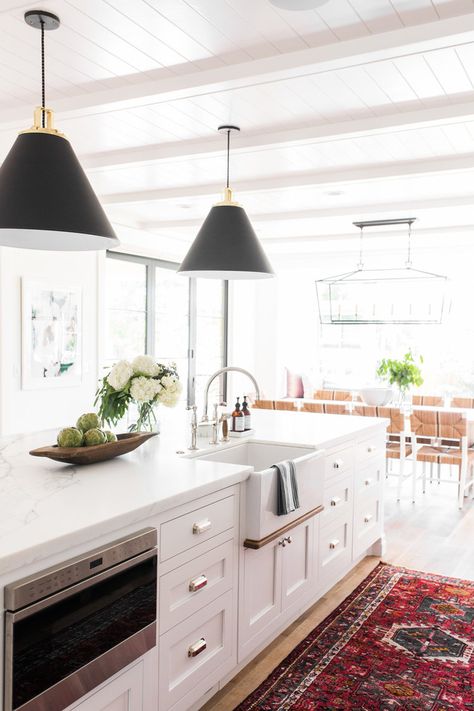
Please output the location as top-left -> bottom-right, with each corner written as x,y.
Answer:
376,350 -> 424,404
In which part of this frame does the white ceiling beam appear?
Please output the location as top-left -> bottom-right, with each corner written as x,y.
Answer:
2,14 -> 474,127
262,224 -> 474,244
82,99 -> 474,171
139,195 -> 474,231
100,153 -> 474,205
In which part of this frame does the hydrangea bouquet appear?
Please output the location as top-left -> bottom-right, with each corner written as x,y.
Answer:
95,355 -> 182,432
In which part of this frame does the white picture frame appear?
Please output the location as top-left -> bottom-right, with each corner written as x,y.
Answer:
21,279 -> 83,390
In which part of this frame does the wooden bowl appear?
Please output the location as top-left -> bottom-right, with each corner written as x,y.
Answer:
29,432 -> 157,465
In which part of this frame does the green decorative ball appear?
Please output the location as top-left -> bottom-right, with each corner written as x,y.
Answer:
57,427 -> 83,448
76,412 -> 101,433
84,428 -> 107,446
103,430 -> 117,442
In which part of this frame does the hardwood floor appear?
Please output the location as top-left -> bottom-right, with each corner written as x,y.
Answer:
202,474 -> 474,711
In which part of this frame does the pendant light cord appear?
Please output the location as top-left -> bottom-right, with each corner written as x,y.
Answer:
226,129 -> 230,189
41,18 -> 45,128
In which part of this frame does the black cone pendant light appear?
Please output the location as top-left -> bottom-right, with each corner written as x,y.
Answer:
0,10 -> 118,250
178,125 -> 274,279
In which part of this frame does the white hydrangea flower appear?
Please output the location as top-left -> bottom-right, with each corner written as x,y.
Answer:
159,377 -> 182,407
107,360 -> 133,391
130,376 -> 161,403
131,355 -> 159,377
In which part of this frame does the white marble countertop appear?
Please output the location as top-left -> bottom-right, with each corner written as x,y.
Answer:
0,409 -> 386,576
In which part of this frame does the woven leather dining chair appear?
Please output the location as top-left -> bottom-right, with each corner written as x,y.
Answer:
378,407 -> 414,501
410,410 -> 474,508
314,389 -> 334,400
302,402 -> 324,413
274,400 -> 297,411
253,399 -> 275,410
324,403 -> 348,414
451,397 -> 474,409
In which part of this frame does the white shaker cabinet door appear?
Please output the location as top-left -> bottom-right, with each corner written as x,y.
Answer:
239,539 -> 282,658
281,517 -> 315,613
68,661 -> 144,711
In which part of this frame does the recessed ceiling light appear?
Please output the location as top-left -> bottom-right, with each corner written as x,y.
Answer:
269,0 -> 330,10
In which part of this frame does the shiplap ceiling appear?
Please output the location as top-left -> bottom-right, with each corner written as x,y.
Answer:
1,0 -> 474,258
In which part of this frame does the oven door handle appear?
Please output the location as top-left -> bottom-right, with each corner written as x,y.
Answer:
8,547 -> 157,622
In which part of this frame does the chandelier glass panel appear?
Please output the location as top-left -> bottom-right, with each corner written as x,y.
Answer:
316,219 -> 448,325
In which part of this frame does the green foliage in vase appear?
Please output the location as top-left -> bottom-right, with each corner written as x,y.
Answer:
376,350 -> 424,393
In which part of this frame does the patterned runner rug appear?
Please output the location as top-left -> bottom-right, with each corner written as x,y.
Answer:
235,563 -> 474,710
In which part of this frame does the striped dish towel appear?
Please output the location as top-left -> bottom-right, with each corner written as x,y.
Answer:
273,460 -> 300,516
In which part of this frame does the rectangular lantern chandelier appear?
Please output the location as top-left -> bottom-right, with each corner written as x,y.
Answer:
316,218 -> 448,325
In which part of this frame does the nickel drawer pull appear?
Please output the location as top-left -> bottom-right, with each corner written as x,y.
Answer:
330,496 -> 341,507
329,539 -> 340,550
188,637 -> 206,658
364,478 -> 373,486
193,519 -> 211,535
333,459 -> 344,469
364,514 -> 373,523
367,445 -> 377,453
189,574 -> 208,592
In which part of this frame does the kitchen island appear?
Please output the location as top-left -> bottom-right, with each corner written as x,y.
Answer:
0,409 -> 387,711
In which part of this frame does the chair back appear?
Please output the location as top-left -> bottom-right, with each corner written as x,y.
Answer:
334,390 -> 352,401
412,395 -> 443,406
410,409 -> 438,437
352,405 -> 377,417
378,407 -> 405,434
274,400 -> 297,411
451,397 -> 474,409
314,389 -> 334,400
253,399 -> 275,410
324,403 -> 347,414
302,402 -> 324,413
437,411 -> 466,440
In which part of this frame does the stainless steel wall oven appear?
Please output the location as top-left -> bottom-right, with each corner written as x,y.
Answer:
4,528 -> 157,711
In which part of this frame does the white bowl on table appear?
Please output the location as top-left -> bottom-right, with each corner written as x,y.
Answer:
360,387 -> 393,406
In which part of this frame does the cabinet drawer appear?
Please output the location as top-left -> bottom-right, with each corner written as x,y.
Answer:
160,495 -> 235,562
353,494 -> 382,559
159,591 -> 234,711
356,434 -> 385,466
325,445 -> 353,481
321,475 -> 352,529
159,540 -> 234,634
319,516 -> 352,588
354,463 -> 383,501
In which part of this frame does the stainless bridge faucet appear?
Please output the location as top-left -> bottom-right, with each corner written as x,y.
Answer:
202,366 -> 261,422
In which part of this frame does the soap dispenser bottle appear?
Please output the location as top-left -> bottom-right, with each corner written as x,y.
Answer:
232,397 -> 245,433
242,395 -> 251,431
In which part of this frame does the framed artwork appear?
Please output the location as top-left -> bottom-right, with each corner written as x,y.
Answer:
21,280 -> 82,389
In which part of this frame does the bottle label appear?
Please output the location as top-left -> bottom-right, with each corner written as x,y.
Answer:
244,414 -> 251,430
234,416 -> 245,432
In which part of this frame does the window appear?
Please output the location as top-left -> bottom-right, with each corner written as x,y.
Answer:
105,253 -> 227,405
104,258 -> 147,364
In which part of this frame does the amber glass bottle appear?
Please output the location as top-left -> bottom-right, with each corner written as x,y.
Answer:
232,397 -> 245,432
242,396 -> 251,431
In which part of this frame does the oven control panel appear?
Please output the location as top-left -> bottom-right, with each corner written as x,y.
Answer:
5,527 -> 157,611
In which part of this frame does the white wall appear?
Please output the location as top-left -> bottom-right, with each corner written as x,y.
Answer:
0,248 -> 101,436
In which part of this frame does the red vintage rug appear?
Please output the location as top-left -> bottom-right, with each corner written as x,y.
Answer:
236,563 -> 474,710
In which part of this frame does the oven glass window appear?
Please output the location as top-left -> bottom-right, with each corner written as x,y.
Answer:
11,556 -> 156,708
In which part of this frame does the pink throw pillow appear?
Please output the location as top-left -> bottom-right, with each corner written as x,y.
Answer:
286,368 -> 304,398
